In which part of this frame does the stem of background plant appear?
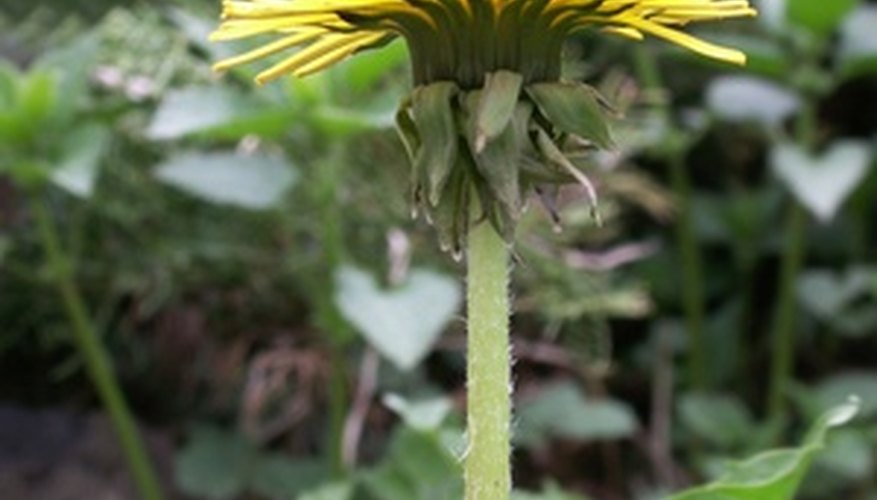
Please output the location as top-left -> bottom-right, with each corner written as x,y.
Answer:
633,46 -> 707,389
31,197 -> 163,500
766,101 -> 816,423
668,149 -> 707,389
465,206 -> 511,500
314,144 -> 352,477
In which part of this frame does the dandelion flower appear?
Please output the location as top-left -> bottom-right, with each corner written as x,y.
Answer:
211,0 -> 756,252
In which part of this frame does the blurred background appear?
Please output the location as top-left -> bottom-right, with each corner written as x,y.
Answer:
1,0 -> 876,499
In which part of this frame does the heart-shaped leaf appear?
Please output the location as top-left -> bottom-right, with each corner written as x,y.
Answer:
154,152 -> 297,210
335,266 -> 461,371
706,76 -> 800,128
515,382 -> 638,448
797,269 -> 871,319
771,141 -> 871,223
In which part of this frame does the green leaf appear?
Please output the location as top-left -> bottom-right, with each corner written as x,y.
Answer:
383,393 -> 453,431
299,482 -> 354,500
154,152 -> 297,210
474,70 -> 523,152
706,76 -> 800,128
333,39 -> 408,94
669,397 -> 861,500
515,382 -> 638,448
771,141 -> 872,223
18,70 -> 59,129
361,427 -> 462,500
33,32 -> 99,122
678,393 -> 755,449
175,426 -> 327,500
411,81 -> 459,206
512,482 -> 591,500
815,373 -> 877,420
839,6 -> 877,78
334,266 -> 461,371
0,62 -> 19,110
175,426 -> 257,500
250,455 -> 326,499
787,0 -> 859,36
51,124 -> 111,198
526,82 -> 613,149
146,86 -> 292,140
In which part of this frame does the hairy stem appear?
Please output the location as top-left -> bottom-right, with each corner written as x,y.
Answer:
465,218 -> 511,500
32,198 -> 163,500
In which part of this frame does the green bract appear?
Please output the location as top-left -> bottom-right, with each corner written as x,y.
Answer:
396,70 -> 612,255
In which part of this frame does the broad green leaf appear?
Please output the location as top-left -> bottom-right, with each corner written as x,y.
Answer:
175,426 -> 326,500
334,266 -> 461,371
18,70 -> 59,130
51,124 -> 111,198
383,393 -> 453,431
669,397 -> 861,500
250,455 -> 327,499
515,382 -> 638,448
679,393 -> 755,449
146,86 -> 291,140
361,427 -> 462,500
154,152 -> 297,210
527,82 -> 613,148
771,141 -> 872,223
706,76 -> 800,128
175,426 -> 256,499
787,0 -> 858,36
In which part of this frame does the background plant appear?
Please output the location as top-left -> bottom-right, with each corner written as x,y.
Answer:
0,0 -> 876,499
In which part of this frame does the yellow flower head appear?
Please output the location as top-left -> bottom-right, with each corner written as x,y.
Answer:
210,0 -> 755,253
211,0 -> 755,86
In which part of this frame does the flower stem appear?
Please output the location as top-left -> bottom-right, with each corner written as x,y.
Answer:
465,217 -> 511,500
31,198 -> 163,500
668,150 -> 707,390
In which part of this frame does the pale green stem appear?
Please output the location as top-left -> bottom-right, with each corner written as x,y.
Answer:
465,217 -> 511,500
32,198 -> 163,500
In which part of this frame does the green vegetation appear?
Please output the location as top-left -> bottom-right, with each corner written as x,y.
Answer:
1,1 -> 877,499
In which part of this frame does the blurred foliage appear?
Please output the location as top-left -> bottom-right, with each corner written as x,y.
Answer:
1,0 -> 877,499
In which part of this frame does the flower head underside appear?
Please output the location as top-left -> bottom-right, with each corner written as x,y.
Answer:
211,0 -> 755,254
212,0 -> 755,87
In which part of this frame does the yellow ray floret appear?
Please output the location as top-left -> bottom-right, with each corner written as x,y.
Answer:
211,0 -> 756,83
